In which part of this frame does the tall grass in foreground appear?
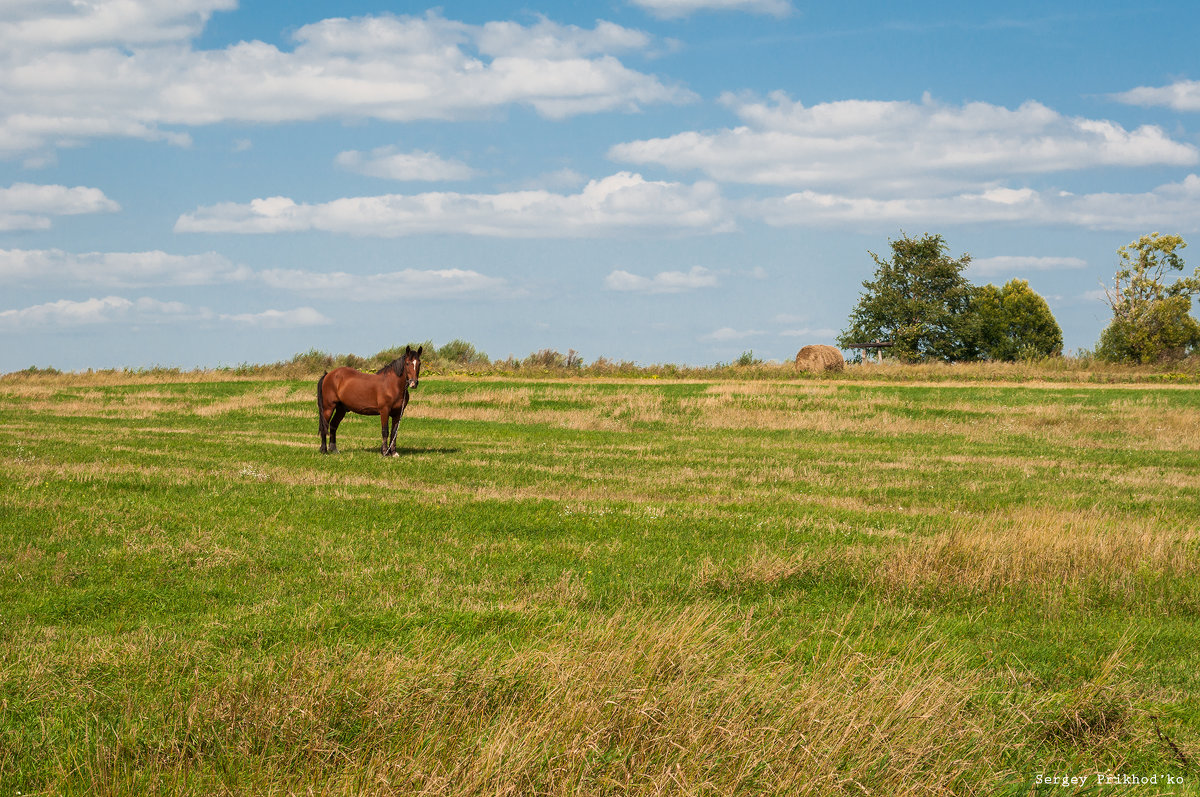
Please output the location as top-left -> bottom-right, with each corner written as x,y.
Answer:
7,607 -> 1138,795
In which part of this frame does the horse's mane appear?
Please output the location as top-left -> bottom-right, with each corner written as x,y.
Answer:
375,357 -> 404,376
375,351 -> 419,376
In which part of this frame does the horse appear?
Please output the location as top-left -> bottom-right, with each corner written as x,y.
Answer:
317,346 -> 422,456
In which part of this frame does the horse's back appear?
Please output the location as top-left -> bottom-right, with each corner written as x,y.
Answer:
322,366 -> 396,413
324,365 -> 366,382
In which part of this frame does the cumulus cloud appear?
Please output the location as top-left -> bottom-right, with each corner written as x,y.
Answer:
605,265 -> 718,293
335,147 -> 477,181
969,255 -> 1088,276
0,248 -> 248,286
0,0 -> 236,49
258,267 -> 510,301
175,172 -> 731,237
0,9 -> 693,157
218,307 -> 331,328
0,295 -> 209,329
630,0 -> 792,19
610,92 -> 1198,195
474,17 -> 653,57
0,246 -> 517,302
0,296 -> 331,330
1112,79 -> 1200,112
755,175 -> 1200,232
0,183 -> 120,230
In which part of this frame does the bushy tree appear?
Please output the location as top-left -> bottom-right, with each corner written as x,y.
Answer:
436,338 -> 489,366
838,233 -> 977,362
970,279 -> 1063,361
1096,233 -> 1200,363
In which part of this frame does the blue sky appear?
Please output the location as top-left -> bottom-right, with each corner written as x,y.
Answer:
2,0 -> 1199,371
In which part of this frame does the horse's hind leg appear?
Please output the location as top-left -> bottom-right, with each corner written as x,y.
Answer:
328,406 -> 347,454
318,372 -> 330,453
319,403 -> 334,453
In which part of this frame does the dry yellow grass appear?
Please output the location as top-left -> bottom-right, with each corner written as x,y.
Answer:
695,507 -> 1200,612
877,508 -> 1200,604
11,607 -> 1078,795
193,385 -> 302,416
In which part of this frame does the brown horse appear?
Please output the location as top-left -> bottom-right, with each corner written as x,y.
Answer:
317,346 -> 422,456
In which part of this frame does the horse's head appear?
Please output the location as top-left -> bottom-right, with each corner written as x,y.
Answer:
402,345 -> 422,389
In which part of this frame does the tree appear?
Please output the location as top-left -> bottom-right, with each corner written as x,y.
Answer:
838,233 -> 977,362
969,279 -> 1063,361
1096,233 -> 1200,363
436,338 -> 490,366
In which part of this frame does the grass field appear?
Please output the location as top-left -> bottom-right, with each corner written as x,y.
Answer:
2,372 -> 1199,795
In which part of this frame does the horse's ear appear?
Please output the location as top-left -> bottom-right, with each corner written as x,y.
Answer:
405,345 -> 412,356
417,346 -> 423,357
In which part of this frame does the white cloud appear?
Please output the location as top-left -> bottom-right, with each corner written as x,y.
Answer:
755,175 -> 1200,232
258,267 -> 510,300
1112,79 -> 1200,112
0,10 -> 693,157
0,296 -> 132,327
335,147 -> 477,181
0,295 -> 209,329
0,247 -> 514,300
218,307 -> 331,328
0,249 -> 249,286
610,92 -> 1197,194
475,17 -> 653,58
0,0 -> 236,49
700,326 -> 764,342
175,172 -> 732,237
969,255 -> 1088,276
630,0 -> 792,19
605,265 -> 718,293
0,183 -> 120,230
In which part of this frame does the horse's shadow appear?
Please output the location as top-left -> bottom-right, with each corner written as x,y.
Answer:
352,446 -> 461,456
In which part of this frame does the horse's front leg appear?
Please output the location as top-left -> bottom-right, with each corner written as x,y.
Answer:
380,412 -> 391,456
386,409 -> 403,455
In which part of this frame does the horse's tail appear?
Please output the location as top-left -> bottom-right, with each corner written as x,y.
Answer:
317,371 -> 328,436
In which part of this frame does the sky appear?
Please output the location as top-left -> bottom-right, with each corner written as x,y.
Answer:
2,0 -> 1200,371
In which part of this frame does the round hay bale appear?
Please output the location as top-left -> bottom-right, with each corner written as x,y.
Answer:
794,344 -> 845,373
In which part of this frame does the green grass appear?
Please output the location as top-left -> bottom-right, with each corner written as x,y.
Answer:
2,375 -> 1199,794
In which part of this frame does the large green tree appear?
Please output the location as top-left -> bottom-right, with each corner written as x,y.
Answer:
969,279 -> 1063,361
1096,233 -> 1200,363
839,233 -> 977,362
